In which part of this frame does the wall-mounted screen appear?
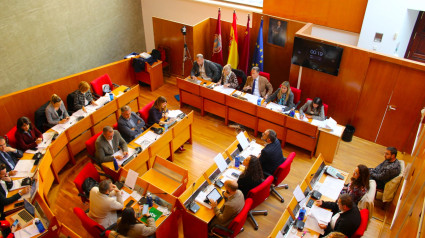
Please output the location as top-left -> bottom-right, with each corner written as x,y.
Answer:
291,37 -> 343,76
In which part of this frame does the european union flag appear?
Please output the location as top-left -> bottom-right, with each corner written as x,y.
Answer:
252,18 -> 264,71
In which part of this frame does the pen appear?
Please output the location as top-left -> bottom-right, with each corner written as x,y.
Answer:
301,231 -> 307,237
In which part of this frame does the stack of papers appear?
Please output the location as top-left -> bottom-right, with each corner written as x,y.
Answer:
244,93 -> 260,105
37,132 -> 55,149
10,160 -> 35,178
214,86 -> 236,95
239,141 -> 262,159
221,168 -> 242,183
51,116 -> 78,134
310,205 -> 333,224
134,131 -> 159,150
195,185 -> 214,209
113,148 -> 136,166
9,179 -> 29,191
168,110 -> 184,118
266,102 -> 284,112
317,176 -> 345,201
13,223 -> 40,238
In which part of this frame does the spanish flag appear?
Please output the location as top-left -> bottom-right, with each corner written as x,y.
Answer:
227,10 -> 239,69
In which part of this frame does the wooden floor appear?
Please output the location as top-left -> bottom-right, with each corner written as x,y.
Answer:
47,76 -> 394,237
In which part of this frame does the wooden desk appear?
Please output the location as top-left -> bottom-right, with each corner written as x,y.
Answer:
177,77 -> 343,159
315,125 -> 345,163
135,60 -> 164,91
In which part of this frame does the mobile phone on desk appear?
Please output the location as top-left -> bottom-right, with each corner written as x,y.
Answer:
12,219 -> 19,227
142,204 -> 149,214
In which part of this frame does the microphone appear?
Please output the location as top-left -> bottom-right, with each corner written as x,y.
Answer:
187,182 -> 200,213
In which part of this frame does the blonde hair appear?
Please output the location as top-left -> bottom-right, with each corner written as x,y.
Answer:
79,81 -> 90,92
223,64 -> 232,74
277,81 -> 292,102
50,94 -> 62,104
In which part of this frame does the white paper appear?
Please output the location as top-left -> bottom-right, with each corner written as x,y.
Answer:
168,110 -> 184,118
14,160 -> 35,173
11,171 -> 34,178
156,205 -> 170,215
310,205 -> 333,224
213,85 -> 224,92
14,223 -> 40,238
131,190 -> 142,201
51,124 -> 66,134
222,168 -> 242,181
244,93 -> 260,105
37,132 -> 55,149
121,190 -> 131,203
214,153 -> 228,173
114,148 -> 136,166
293,185 -> 306,202
317,176 -> 345,201
24,149 -> 37,154
236,131 -> 250,150
239,141 -> 262,158
9,179 -> 30,191
304,214 -> 325,235
125,169 -> 138,189
275,230 -> 286,238
195,185 -> 215,209
134,131 -> 159,149
221,88 -> 237,95
72,108 -> 93,118
266,102 -> 284,112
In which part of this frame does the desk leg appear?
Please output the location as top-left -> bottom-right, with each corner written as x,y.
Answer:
189,124 -> 193,144
179,89 -> 183,108
224,106 -> 229,126
169,142 -> 174,162
201,98 -> 205,116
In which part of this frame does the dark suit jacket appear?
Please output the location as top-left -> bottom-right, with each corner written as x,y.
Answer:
117,113 -> 145,143
0,149 -> 23,171
243,76 -> 273,98
321,201 -> 361,237
95,130 -> 128,163
15,128 -> 43,151
0,181 -> 21,220
259,140 -> 285,176
190,59 -> 220,82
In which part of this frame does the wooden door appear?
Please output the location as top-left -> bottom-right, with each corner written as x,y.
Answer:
376,66 -> 425,152
405,12 -> 425,63
352,59 -> 400,142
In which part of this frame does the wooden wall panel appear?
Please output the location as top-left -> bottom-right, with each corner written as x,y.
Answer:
153,17 -> 194,77
263,0 -> 368,33
0,58 -> 135,135
251,13 -> 306,90
193,18 -> 212,61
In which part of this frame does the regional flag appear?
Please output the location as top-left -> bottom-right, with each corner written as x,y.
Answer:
211,8 -> 223,65
227,11 -> 239,68
252,18 -> 264,71
238,14 -> 250,75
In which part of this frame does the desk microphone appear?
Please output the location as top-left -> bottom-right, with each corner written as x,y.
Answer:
187,182 -> 200,213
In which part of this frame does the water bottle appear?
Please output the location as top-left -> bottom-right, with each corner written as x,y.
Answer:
235,156 -> 240,168
257,98 -> 262,106
289,109 -> 295,117
164,123 -> 168,132
298,207 -> 306,220
109,93 -> 114,101
147,193 -> 153,207
34,218 -> 45,233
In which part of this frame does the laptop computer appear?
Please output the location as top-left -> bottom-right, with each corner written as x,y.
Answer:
11,199 -> 35,227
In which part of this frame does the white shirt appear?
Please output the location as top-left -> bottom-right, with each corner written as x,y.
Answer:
88,187 -> 124,228
253,76 -> 260,97
107,139 -> 114,152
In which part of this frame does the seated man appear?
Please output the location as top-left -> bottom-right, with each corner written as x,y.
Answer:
117,105 -> 145,143
369,147 -> 401,189
316,194 -> 361,237
259,129 -> 285,176
209,180 -> 245,229
190,54 -> 220,82
88,179 -> 124,228
0,136 -> 23,175
0,163 -> 29,220
95,126 -> 128,164
243,66 -> 273,98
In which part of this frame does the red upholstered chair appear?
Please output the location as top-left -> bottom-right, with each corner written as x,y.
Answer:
259,71 -> 270,81
305,98 -> 328,116
73,207 -> 106,238
112,123 -> 118,130
352,209 -> 369,238
158,45 -> 171,76
290,87 -> 301,107
85,132 -> 103,164
246,176 -> 274,230
271,152 -> 295,203
211,198 -> 253,238
4,126 -> 17,148
73,162 -> 100,204
139,100 -> 155,122
90,74 -> 116,97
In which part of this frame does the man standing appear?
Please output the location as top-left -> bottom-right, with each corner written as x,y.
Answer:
117,106 -> 145,143
259,129 -> 285,176
316,194 -> 361,237
243,66 -> 273,98
191,54 -> 220,82
88,179 -> 124,228
209,180 -> 244,228
95,126 -> 128,164
0,136 -> 22,175
369,147 -> 401,189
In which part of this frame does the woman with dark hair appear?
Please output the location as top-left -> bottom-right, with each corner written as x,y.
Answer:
237,155 -> 264,198
299,97 -> 325,121
340,164 -> 370,204
14,117 -> 43,151
264,81 -> 295,109
110,207 -> 156,238
147,96 -> 175,127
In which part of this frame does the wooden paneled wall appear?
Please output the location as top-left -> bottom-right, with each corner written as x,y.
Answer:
263,0 -> 368,33
0,59 -> 136,135
152,17 -> 194,77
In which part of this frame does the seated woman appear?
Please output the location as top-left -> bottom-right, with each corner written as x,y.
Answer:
15,117 -> 43,151
264,81 -> 295,109
299,97 -> 325,121
45,94 -> 69,127
237,155 -> 264,198
73,81 -> 97,113
147,96 -> 175,128
217,64 -> 239,89
109,207 -> 156,238
316,164 -> 370,209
